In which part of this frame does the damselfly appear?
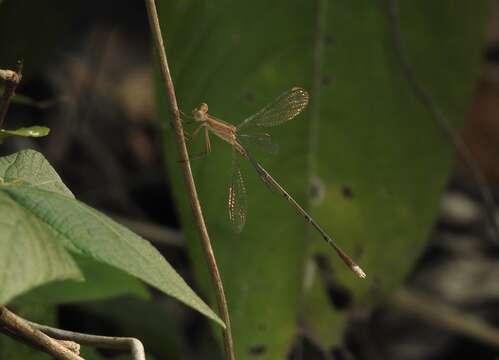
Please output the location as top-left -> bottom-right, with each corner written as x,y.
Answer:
188,87 -> 365,278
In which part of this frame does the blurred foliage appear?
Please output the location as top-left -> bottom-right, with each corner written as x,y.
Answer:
0,149 -> 220,324
158,0 -> 487,358
0,126 -> 49,143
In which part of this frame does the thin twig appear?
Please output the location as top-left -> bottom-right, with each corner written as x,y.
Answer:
0,307 -> 84,360
0,308 -> 146,360
391,288 -> 499,348
0,326 -> 81,356
28,322 -> 145,360
0,61 -> 23,128
144,1 -> 235,360
387,0 -> 499,243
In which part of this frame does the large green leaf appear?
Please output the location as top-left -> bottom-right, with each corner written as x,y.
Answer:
0,149 -> 73,197
302,1 -> 488,347
0,149 -> 222,326
0,193 -> 83,304
158,0 -> 486,357
0,150 -> 82,304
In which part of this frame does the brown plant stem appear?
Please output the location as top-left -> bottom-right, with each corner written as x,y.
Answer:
28,321 -> 145,360
0,327 -> 81,356
0,61 -> 22,128
0,307 -> 84,360
144,1 -> 235,360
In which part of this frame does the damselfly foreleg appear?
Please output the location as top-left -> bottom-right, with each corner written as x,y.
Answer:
185,124 -> 212,161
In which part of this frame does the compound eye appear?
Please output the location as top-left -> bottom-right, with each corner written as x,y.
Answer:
199,103 -> 208,113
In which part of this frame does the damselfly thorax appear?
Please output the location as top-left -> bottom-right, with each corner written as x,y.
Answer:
192,103 -> 246,156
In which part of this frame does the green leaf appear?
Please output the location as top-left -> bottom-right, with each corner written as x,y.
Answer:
0,149 -> 222,326
158,0 -> 487,357
2,185 -> 222,326
0,126 -> 50,143
0,149 -> 73,197
0,151 -> 82,303
0,189 -> 83,305
13,255 -> 150,305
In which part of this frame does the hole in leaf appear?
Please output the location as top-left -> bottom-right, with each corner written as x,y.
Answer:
324,34 -> 335,45
245,92 -> 256,103
326,285 -> 352,310
314,253 -> 330,272
341,185 -> 354,199
248,344 -> 267,356
321,75 -> 333,86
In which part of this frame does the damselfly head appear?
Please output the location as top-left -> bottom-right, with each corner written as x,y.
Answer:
192,103 -> 209,122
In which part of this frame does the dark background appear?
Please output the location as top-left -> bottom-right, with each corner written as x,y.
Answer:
1,1 -> 499,359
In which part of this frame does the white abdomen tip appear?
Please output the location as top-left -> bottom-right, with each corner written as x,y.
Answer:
353,265 -> 366,279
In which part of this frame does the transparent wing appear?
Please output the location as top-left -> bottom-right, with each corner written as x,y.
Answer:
237,132 -> 279,155
228,151 -> 247,233
236,87 -> 309,130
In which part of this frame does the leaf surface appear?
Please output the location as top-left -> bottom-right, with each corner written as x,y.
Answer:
0,126 -> 50,143
0,150 -> 222,326
157,0 -> 487,356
